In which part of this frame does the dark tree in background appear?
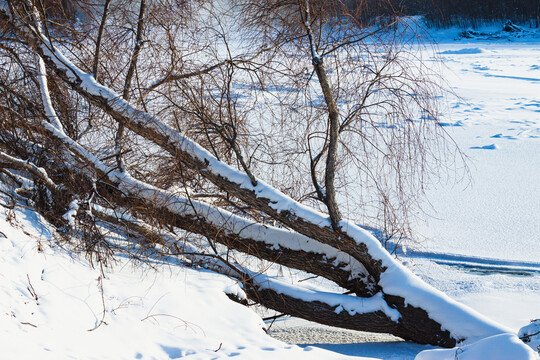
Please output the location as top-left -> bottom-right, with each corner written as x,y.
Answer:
396,0 -> 539,28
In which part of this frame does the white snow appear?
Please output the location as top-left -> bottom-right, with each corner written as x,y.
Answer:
0,192 -> 366,360
519,320 -> 540,353
415,334 -> 538,360
62,199 -> 79,227
413,40 -> 540,263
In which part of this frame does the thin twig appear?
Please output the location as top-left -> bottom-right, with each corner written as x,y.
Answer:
88,266 -> 107,331
26,274 -> 39,304
93,0 -> 112,80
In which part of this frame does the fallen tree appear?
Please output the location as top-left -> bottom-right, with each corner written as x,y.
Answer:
0,0 -> 526,350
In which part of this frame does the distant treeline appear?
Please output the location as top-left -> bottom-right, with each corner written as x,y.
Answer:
406,0 -> 540,28
346,0 -> 539,28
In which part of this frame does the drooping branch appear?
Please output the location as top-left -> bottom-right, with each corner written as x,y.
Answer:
36,55 -> 66,134
142,47 -> 275,97
144,60 -> 231,95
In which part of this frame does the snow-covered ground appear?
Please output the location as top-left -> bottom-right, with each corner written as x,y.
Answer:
414,34 -> 540,263
1,22 -> 539,359
0,201 -> 357,360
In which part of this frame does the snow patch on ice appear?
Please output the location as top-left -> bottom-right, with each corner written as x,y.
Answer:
438,48 -> 483,55
470,143 -> 499,150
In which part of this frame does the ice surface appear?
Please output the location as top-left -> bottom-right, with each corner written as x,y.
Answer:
413,40 -> 540,263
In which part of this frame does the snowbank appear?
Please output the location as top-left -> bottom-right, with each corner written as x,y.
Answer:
0,192 -> 360,360
415,333 -> 539,360
520,320 -> 540,353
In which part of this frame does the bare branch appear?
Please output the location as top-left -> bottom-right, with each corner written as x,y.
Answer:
93,0 -> 112,80
0,151 -> 62,198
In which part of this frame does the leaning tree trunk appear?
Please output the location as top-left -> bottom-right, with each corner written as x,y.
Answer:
0,3 -> 511,348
